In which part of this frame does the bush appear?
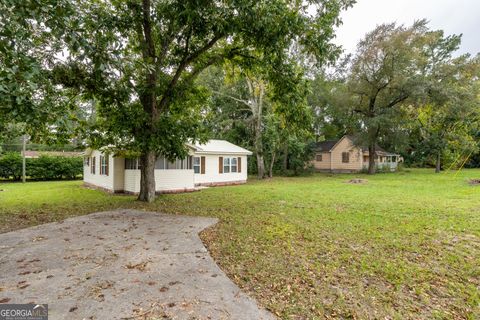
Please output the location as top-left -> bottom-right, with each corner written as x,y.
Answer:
0,152 -> 23,180
27,156 -> 83,180
0,153 -> 83,180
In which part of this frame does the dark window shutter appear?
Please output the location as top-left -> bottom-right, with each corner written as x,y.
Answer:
237,157 -> 242,173
106,155 -> 109,176
219,157 -> 223,173
201,156 -> 205,174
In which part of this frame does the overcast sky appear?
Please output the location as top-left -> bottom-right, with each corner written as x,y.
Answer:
334,0 -> 480,56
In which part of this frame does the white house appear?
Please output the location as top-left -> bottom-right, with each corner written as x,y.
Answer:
83,140 -> 252,194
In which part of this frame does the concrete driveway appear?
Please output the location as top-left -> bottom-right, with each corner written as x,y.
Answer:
0,210 -> 275,319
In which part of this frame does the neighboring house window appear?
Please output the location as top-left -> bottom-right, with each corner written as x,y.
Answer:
100,155 -> 109,175
316,154 -> 322,162
223,157 -> 230,173
231,157 -> 237,173
193,157 -> 201,174
342,152 -> 349,163
91,156 -> 96,174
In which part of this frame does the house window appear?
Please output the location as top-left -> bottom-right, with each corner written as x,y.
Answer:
231,157 -> 237,173
342,152 -> 349,163
155,156 -> 165,169
100,155 -> 109,175
125,158 -> 141,170
223,157 -> 230,173
91,156 -> 96,174
193,157 -> 201,174
316,154 -> 322,162
84,157 -> 90,166
155,156 -> 191,170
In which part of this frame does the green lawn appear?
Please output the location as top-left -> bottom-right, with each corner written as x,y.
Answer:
1,169 -> 479,319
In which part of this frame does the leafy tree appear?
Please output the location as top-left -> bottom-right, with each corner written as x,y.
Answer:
412,54 -> 480,172
0,0 -> 75,141
50,0 -> 352,201
345,21 -> 432,174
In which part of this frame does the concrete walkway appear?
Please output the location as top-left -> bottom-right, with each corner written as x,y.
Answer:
0,210 -> 275,319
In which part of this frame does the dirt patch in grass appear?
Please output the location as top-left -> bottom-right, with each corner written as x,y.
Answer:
346,178 -> 368,184
468,178 -> 480,185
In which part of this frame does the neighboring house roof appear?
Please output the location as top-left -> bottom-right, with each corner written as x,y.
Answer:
22,151 -> 84,158
314,136 -> 399,156
314,140 -> 338,152
190,140 -> 252,155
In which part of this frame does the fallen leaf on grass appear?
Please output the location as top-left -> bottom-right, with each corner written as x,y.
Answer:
125,261 -> 149,271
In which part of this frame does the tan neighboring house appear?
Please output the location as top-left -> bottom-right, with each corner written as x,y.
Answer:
312,135 -> 401,173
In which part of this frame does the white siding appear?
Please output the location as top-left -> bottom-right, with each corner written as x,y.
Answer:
124,169 -> 140,193
193,154 -> 248,185
83,150 -> 114,191
113,157 -> 125,191
123,169 -> 194,193
155,170 -> 194,191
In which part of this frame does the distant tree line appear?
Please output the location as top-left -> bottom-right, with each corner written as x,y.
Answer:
1,0 -> 479,203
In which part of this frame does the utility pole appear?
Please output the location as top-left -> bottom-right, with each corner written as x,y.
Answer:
22,134 -> 26,183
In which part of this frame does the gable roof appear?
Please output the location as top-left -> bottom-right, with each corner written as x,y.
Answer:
189,140 -> 252,155
314,135 -> 397,156
314,140 -> 338,152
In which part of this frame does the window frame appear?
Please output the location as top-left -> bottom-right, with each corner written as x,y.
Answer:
342,152 -> 350,163
316,154 -> 323,162
231,157 -> 237,173
193,156 -> 201,174
125,158 -> 141,170
223,157 -> 230,173
100,155 -> 108,175
91,156 -> 96,174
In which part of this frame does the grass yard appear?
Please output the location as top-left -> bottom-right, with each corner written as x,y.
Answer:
1,169 -> 479,319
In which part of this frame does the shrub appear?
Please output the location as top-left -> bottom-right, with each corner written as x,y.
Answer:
0,152 -> 23,180
27,156 -> 83,180
0,153 -> 83,181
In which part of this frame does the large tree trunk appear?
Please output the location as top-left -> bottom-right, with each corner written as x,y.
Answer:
282,143 -> 288,171
435,152 -> 441,173
246,77 -> 266,179
268,151 -> 276,178
255,128 -> 265,179
138,150 -> 156,202
368,142 -> 376,175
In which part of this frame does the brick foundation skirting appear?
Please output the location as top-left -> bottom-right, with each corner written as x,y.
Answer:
85,180 -> 246,195
195,180 -> 247,187
84,182 -> 198,196
83,182 -> 116,194
316,169 -> 360,173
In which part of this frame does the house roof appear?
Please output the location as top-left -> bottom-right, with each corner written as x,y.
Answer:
314,136 -> 399,156
314,140 -> 338,152
189,140 -> 252,155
